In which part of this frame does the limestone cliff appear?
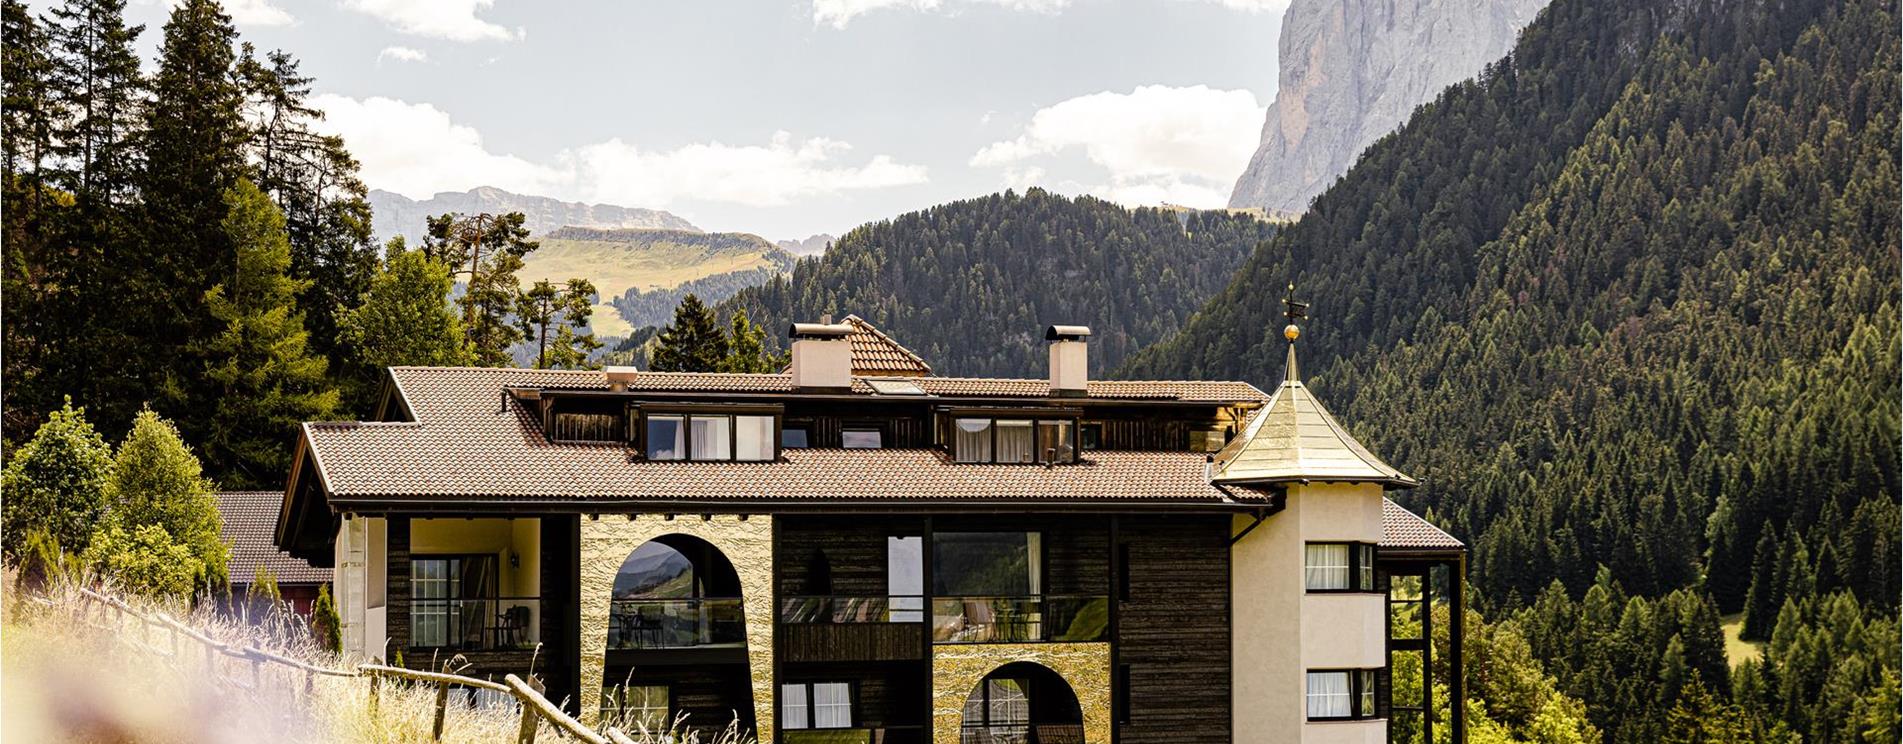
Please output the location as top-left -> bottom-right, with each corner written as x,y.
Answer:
1229,0 -> 1545,215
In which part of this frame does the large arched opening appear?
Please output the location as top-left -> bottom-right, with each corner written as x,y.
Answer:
599,534 -> 753,735
959,661 -> 1085,744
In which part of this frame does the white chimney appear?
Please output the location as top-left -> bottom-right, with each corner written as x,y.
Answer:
604,366 -> 639,392
1046,325 -> 1091,397
789,319 -> 853,391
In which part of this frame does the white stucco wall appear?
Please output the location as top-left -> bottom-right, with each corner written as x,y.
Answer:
1232,481 -> 1388,743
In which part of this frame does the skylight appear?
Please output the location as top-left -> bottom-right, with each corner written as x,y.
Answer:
865,378 -> 927,396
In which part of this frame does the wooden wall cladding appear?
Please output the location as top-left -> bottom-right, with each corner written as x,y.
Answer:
1116,515 -> 1232,743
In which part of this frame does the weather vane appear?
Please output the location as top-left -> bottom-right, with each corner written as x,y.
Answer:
1283,282 -> 1307,341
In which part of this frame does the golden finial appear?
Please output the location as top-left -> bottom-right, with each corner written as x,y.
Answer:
1282,282 -> 1308,342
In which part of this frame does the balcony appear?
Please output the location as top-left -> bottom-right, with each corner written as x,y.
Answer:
410,597 -> 539,650
607,598 -> 745,650
783,726 -> 928,744
780,596 -> 926,624
960,724 -> 1085,744
931,596 -> 1109,644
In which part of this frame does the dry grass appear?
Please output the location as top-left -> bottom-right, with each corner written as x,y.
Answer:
1720,612 -> 1765,667
2,574 -> 752,743
521,234 -> 782,338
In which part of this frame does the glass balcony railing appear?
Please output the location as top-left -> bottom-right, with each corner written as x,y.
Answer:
409,596 -> 539,650
959,724 -> 1086,744
931,595 -> 1109,644
784,725 -> 928,744
780,596 -> 927,624
608,598 -> 746,650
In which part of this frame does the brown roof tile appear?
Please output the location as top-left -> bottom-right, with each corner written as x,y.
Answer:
843,315 -> 933,376
301,367 -> 1271,506
1380,498 -> 1464,550
216,491 -> 333,584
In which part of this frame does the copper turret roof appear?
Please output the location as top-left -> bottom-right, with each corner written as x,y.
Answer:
1209,340 -> 1417,488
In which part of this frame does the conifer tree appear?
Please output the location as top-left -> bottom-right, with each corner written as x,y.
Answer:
1,0 -> 64,435
131,0 -> 246,430
312,582 -> 341,652
44,0 -> 144,206
337,244 -> 472,395
517,277 -> 601,370
1741,529 -> 1782,640
649,293 -> 727,372
105,408 -> 226,589
422,211 -> 537,366
719,308 -> 785,373
0,398 -> 112,557
198,179 -> 338,487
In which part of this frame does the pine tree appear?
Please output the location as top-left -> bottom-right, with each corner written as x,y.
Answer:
236,44 -> 376,389
517,277 -> 601,370
337,244 -> 472,398
0,398 -> 112,557
43,0 -> 144,206
1,0 -> 64,436
312,582 -> 341,652
718,308 -> 785,373
105,408 -> 226,590
131,0 -> 246,432
1742,530 -> 1781,640
649,293 -> 727,372
198,179 -> 338,487
422,211 -> 537,366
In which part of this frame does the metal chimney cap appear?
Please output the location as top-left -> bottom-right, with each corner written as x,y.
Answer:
789,322 -> 852,339
1045,325 -> 1092,341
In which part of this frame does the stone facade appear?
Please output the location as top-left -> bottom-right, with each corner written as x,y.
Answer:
575,514 -> 776,741
930,642 -> 1112,744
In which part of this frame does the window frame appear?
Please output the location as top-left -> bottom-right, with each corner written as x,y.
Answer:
408,553 -> 498,649
600,683 -> 670,731
948,414 -> 1080,464
1304,542 -> 1380,593
1079,421 -> 1104,451
636,404 -> 783,462
780,681 -> 855,730
840,423 -> 885,449
1305,668 -> 1381,721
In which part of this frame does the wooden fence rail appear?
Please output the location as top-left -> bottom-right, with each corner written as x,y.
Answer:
67,587 -> 652,743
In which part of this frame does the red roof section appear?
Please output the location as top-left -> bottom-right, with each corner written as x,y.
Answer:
216,491 -> 333,584
1380,498 -> 1464,550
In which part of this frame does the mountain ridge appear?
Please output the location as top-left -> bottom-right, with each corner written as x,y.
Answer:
368,187 -> 697,244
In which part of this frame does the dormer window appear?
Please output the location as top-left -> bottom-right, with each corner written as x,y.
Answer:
949,411 -> 1077,464
639,405 -> 781,462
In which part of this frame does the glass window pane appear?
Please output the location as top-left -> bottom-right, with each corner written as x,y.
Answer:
781,683 -> 809,730
933,532 -> 1037,596
1358,670 -> 1376,717
995,420 -> 1033,463
1305,544 -> 1350,590
955,418 -> 993,462
1080,423 -> 1102,450
735,415 -> 775,461
646,416 -> 684,460
782,427 -> 809,448
690,416 -> 731,459
813,683 -> 852,728
842,429 -> 882,449
889,536 -> 924,622
988,679 -> 1029,725
1357,544 -> 1376,590
1037,421 -> 1073,462
1306,671 -> 1350,718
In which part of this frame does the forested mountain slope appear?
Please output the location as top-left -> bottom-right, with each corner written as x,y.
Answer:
723,189 -> 1276,377
1126,0 -> 1899,739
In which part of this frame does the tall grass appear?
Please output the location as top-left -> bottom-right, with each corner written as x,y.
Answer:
2,571 -> 752,743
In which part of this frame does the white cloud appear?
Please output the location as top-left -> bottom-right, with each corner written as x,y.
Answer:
377,46 -> 429,64
343,0 -> 519,42
1196,0 -> 1289,12
226,0 -> 293,25
309,95 -> 928,208
813,0 -> 1070,28
971,84 -> 1264,208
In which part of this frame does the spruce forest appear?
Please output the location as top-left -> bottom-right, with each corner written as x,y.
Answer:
1124,0 -> 1901,739
0,0 -> 1895,741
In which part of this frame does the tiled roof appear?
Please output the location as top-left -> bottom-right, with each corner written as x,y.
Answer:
1380,498 -> 1464,550
1211,345 -> 1416,487
490,367 -> 1266,403
843,315 -> 933,376
216,491 -> 333,584
300,367 -> 1270,505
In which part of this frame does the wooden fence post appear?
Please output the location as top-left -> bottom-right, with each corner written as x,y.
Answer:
516,701 -> 539,744
433,679 -> 451,741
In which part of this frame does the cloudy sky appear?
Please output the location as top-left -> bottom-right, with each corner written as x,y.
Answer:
94,0 -> 1287,239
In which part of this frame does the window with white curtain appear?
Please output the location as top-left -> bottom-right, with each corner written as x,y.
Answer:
1305,542 -> 1378,591
782,682 -> 852,729
812,683 -> 852,728
781,683 -> 810,729
1305,543 -> 1350,590
995,420 -> 1034,463
954,419 -> 993,463
734,415 -> 775,461
1306,669 -> 1379,720
689,415 -> 731,459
